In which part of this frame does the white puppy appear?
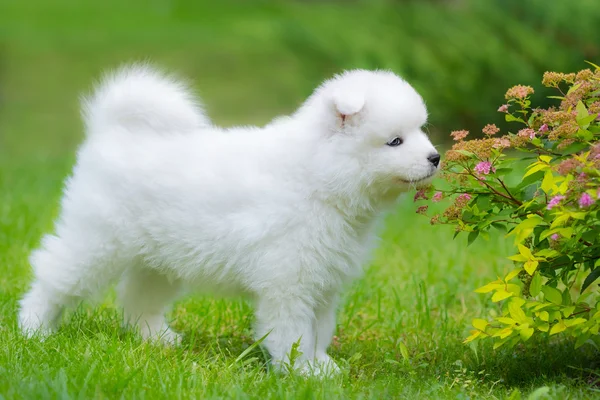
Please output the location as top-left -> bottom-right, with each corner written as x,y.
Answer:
19,65 -> 439,375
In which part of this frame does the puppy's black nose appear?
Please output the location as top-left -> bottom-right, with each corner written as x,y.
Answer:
428,153 -> 441,167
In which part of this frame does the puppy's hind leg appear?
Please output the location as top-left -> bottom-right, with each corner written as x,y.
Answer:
19,233 -> 125,337
117,266 -> 182,345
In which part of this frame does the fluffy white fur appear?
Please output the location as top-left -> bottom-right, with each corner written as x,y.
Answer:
19,65 -> 439,375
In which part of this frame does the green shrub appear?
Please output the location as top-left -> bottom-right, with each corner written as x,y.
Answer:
418,63 -> 600,348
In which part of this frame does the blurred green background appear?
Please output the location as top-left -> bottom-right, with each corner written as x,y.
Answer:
1,0 -> 599,160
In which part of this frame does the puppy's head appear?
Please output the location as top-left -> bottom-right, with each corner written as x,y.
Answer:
305,70 -> 439,198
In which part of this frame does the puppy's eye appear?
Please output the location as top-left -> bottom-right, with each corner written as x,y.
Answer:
386,137 -> 403,147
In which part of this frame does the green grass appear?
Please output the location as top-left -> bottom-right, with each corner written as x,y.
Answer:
1,1 -> 599,398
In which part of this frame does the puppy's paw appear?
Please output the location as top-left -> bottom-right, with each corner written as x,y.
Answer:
142,326 -> 182,346
18,311 -> 56,340
279,356 -> 341,378
157,328 -> 183,346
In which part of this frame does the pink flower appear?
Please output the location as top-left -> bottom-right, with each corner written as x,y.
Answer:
498,104 -> 509,113
455,193 -> 472,208
482,124 -> 500,136
579,193 -> 594,208
451,130 -> 469,141
518,128 -> 536,140
539,124 -> 549,133
550,233 -> 560,241
432,191 -> 443,202
474,161 -> 493,175
493,138 -> 511,149
547,195 -> 565,210
414,189 -> 428,201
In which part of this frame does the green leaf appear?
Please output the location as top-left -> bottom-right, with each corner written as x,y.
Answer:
549,320 -> 567,335
491,222 -> 507,232
467,230 -> 479,246
578,113 -> 597,128
516,170 -> 544,190
539,311 -> 549,321
527,386 -> 550,400
455,149 -> 476,158
575,331 -> 592,349
493,337 -> 510,349
399,341 -> 410,362
576,100 -> 588,121
530,273 -> 542,297
505,114 -> 526,124
581,268 -> 600,293
542,286 -> 562,305
584,60 -> 600,70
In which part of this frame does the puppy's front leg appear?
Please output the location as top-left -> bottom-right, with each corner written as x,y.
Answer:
254,295 -> 320,375
314,295 -> 340,373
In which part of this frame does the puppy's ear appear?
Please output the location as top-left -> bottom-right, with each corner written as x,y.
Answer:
332,89 -> 365,127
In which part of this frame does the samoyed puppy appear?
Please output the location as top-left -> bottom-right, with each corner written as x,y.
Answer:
19,65 -> 440,375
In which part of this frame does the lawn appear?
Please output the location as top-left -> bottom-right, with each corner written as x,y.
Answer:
0,1 -> 598,399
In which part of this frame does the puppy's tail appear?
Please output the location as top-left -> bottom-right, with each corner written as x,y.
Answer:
82,64 -> 210,135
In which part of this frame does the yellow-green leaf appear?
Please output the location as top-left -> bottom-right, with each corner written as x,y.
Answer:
524,260 -> 539,276
550,213 -> 570,228
559,227 -> 573,238
539,155 -> 553,163
534,249 -> 558,258
497,317 -> 516,325
475,282 -> 503,293
518,244 -> 533,259
523,163 -> 549,178
508,254 -> 528,262
549,320 -> 567,335
463,330 -> 482,344
541,170 -> 554,193
493,327 -> 513,339
509,301 -> 528,324
472,319 -> 488,331
535,321 -> 549,332
505,268 -> 523,282
564,318 -> 586,328
562,306 -> 576,318
492,290 -> 513,302
539,311 -> 549,321
542,286 -> 563,305
506,284 -> 522,296
515,216 -> 544,231
519,327 -> 534,341
540,228 -> 559,240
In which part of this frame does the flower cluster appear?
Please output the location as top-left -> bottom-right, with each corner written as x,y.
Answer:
419,65 -> 600,350
505,85 -> 534,100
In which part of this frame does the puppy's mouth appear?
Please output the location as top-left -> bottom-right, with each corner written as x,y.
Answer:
398,172 -> 436,185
